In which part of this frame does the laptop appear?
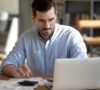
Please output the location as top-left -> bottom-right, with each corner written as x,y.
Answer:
52,58 -> 100,90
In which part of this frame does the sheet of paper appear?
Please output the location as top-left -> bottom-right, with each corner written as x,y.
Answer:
0,77 -> 49,90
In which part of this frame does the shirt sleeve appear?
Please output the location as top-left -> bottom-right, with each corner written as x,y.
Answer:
68,27 -> 88,58
0,33 -> 26,73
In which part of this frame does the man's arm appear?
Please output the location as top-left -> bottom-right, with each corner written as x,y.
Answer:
2,64 -> 31,78
1,33 -> 30,78
69,27 -> 88,58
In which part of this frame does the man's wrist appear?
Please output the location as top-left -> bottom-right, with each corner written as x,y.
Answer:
2,64 -> 18,78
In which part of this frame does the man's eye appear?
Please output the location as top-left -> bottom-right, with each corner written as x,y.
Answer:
49,18 -> 54,22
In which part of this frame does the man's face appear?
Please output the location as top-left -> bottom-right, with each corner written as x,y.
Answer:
32,7 -> 57,40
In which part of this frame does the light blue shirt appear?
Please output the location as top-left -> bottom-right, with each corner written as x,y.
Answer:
1,23 -> 87,76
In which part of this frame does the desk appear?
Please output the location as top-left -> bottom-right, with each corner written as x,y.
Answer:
0,53 -> 4,60
0,74 -> 49,90
0,74 -> 100,90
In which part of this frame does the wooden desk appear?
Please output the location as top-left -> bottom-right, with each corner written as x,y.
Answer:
0,74 -> 10,80
0,74 -> 49,90
0,53 -> 4,60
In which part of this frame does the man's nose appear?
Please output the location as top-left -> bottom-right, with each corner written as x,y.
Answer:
44,21 -> 51,28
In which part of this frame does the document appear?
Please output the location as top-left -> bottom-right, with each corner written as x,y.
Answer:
0,77 -> 49,90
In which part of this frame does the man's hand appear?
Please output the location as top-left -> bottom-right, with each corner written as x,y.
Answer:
2,64 -> 31,78
17,64 -> 31,78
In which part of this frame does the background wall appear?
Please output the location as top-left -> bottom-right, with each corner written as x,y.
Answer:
0,0 -> 19,14
19,0 -> 33,35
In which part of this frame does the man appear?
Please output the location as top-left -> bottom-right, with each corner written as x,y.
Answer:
1,0 -> 87,78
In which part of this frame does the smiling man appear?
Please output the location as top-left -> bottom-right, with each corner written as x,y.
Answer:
1,0 -> 87,78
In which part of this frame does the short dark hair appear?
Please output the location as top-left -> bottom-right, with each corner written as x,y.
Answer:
31,0 -> 56,16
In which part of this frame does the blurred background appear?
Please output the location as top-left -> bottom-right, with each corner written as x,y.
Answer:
0,0 -> 100,61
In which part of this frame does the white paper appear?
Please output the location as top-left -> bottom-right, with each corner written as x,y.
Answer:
0,77 -> 49,90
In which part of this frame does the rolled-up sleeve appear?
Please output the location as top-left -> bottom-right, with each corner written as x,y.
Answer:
0,34 -> 26,73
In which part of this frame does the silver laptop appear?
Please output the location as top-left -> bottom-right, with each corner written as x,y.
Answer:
53,58 -> 100,90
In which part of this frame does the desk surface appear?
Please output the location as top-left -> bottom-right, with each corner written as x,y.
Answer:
0,74 -> 100,90
0,53 -> 4,60
0,74 -> 49,90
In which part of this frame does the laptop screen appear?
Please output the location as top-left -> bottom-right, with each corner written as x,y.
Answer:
53,58 -> 100,90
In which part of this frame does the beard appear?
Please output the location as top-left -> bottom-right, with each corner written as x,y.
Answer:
38,27 -> 55,40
